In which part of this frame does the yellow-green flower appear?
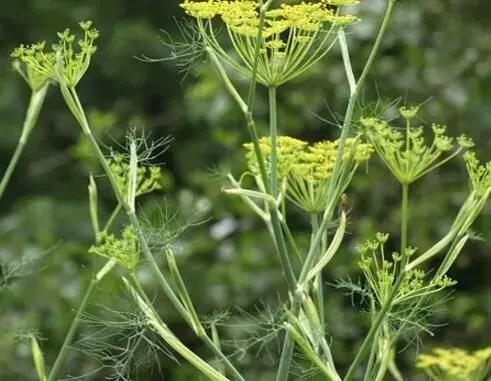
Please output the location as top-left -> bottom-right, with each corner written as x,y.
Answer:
361,106 -> 474,185
181,0 -> 359,86
11,21 -> 99,87
357,233 -> 455,307
416,347 -> 491,381
89,226 -> 140,271
243,135 -> 372,213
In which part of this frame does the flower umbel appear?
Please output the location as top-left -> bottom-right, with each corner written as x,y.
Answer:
416,347 -> 491,381
463,151 -> 491,197
11,20 -> 99,87
180,0 -> 359,86
361,106 -> 474,185
357,233 -> 455,307
243,135 -> 372,213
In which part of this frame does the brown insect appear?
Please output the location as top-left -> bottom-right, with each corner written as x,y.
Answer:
339,193 -> 350,215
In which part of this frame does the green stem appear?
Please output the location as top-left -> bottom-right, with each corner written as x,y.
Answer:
0,84 -> 49,201
267,87 -> 297,290
373,348 -> 391,381
343,271 -> 405,381
276,334 -> 295,381
130,274 -> 244,381
344,183 -> 409,381
401,184 -> 409,265
278,0 -> 402,374
47,278 -> 96,381
268,86 -> 279,196
310,213 -> 325,330
103,203 -> 122,232
306,0 -> 396,274
67,87 -> 193,323
62,86 -> 244,380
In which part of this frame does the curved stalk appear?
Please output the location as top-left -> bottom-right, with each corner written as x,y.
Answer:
0,84 -> 49,200
130,274 -> 244,381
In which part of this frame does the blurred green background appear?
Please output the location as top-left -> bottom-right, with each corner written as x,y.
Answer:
1,0 -> 490,380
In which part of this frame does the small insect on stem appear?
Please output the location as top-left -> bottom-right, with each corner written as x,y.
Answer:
339,193 -> 349,216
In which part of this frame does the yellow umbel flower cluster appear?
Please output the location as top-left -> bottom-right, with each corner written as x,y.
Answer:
180,0 -> 359,86
416,347 -> 491,381
244,135 -> 372,212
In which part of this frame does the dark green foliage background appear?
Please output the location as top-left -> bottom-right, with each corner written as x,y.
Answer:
1,0 -> 490,380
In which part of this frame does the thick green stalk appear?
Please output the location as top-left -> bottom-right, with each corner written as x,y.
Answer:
244,0 -> 275,193
47,278 -> 96,381
276,334 -> 295,381
268,86 -> 296,290
269,87 -> 297,381
0,84 -> 49,200
373,349 -> 391,381
268,86 -> 279,196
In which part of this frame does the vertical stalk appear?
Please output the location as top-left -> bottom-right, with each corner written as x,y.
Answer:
303,0 -> 397,278
344,183 -> 409,381
268,86 -> 279,196
373,349 -> 391,381
0,84 -> 49,200
47,279 -> 96,381
400,184 -> 409,265
310,213 -> 325,330
276,334 -> 295,381
267,86 -> 297,290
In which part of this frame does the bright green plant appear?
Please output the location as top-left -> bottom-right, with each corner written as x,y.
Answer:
3,0 -> 491,380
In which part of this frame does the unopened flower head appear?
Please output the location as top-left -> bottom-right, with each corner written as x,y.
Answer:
109,153 -> 165,198
89,226 -> 140,271
11,21 -> 99,87
361,114 -> 473,185
180,0 -> 359,86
